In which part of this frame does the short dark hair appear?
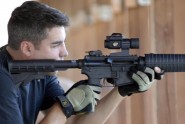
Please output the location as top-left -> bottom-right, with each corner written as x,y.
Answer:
8,1 -> 69,50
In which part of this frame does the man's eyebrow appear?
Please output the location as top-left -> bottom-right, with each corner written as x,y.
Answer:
51,40 -> 65,44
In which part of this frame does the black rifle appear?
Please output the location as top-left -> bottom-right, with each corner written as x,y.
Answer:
8,33 -> 185,86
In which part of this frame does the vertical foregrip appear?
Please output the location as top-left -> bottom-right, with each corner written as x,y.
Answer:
144,54 -> 185,72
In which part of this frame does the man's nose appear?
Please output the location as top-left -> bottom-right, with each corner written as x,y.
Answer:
59,45 -> 68,58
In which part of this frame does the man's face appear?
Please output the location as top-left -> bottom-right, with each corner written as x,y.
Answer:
31,26 -> 68,60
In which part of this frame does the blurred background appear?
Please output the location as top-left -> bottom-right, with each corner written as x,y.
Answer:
1,0 -> 185,124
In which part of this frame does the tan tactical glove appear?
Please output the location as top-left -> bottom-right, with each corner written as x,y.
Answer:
118,66 -> 164,96
57,80 -> 102,117
132,66 -> 155,91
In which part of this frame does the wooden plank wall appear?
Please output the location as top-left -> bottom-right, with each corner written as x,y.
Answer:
174,0 -> 185,124
154,1 -> 176,124
39,0 -> 185,124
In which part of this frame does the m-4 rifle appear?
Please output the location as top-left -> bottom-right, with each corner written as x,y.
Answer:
8,33 -> 185,86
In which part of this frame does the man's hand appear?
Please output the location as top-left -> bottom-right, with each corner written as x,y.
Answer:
57,80 -> 102,118
118,66 -> 164,96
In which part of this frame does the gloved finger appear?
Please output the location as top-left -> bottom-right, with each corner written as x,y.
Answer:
154,67 -> 165,80
91,103 -> 95,112
136,71 -> 150,84
155,71 -> 164,80
138,66 -> 164,80
131,73 -> 144,86
89,85 -> 102,94
136,65 -> 154,81
93,92 -> 101,101
94,98 -> 99,106
94,100 -> 97,106
94,98 -> 100,106
129,66 -> 151,80
131,73 -> 150,91
144,67 -> 155,81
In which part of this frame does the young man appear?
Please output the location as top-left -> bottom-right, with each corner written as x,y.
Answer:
0,1 -> 163,124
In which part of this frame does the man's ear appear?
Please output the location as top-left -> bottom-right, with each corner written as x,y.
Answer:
20,41 -> 34,57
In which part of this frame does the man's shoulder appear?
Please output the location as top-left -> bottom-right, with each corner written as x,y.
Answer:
0,69 -> 11,79
0,45 -> 12,71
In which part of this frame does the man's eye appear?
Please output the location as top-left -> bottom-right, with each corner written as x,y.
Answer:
51,42 -> 63,48
51,44 -> 59,47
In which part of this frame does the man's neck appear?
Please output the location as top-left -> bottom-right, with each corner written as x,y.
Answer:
6,46 -> 26,60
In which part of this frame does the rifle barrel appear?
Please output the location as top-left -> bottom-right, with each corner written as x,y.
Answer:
144,54 -> 185,72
